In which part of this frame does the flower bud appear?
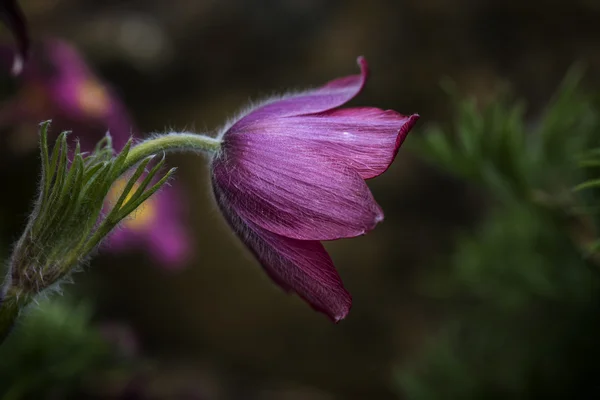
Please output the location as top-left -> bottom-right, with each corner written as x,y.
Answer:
0,121 -> 175,339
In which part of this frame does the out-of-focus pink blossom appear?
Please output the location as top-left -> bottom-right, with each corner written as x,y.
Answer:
0,38 -> 191,269
0,38 -> 130,150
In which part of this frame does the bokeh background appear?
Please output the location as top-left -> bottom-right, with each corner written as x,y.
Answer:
2,1 -> 600,399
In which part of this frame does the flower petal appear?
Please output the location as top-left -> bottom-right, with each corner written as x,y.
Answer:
146,218 -> 191,268
306,109 -> 419,179
212,132 -> 384,241
145,187 -> 191,269
0,0 -> 29,75
239,108 -> 419,180
213,184 -> 352,322
227,57 -> 368,132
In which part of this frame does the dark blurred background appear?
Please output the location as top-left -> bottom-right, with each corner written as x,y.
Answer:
2,1 -> 600,399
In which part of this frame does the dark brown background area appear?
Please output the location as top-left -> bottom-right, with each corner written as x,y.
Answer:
2,1 -> 600,398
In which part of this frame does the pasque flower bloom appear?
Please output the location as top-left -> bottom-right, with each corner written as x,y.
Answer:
211,57 -> 419,321
0,38 -> 191,268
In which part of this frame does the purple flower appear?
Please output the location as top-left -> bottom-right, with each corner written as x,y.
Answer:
0,38 -> 192,269
211,57 -> 419,321
0,38 -> 129,149
0,0 -> 29,75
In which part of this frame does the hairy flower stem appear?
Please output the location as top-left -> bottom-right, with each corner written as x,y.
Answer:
0,290 -> 25,344
73,133 -> 220,259
121,133 -> 221,174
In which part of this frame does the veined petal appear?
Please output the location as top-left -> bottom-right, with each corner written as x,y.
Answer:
241,108 -> 419,180
213,184 -> 352,322
227,57 -> 368,133
212,133 -> 383,241
307,109 -> 418,178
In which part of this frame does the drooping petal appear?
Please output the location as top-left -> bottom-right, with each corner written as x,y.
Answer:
238,108 -> 419,180
296,109 -> 418,179
0,0 -> 29,75
213,183 -> 352,322
226,57 -> 368,133
212,132 -> 384,241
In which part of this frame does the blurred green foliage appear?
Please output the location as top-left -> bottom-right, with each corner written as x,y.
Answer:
399,69 -> 600,399
0,299 -> 136,399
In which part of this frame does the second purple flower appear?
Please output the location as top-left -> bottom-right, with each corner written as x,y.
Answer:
0,38 -> 192,269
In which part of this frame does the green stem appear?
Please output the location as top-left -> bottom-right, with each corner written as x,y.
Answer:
121,133 -> 221,175
0,291 -> 25,344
